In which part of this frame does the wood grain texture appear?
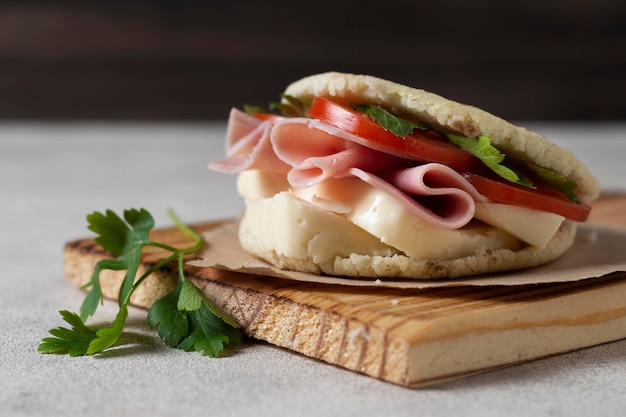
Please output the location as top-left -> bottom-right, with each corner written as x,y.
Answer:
63,196 -> 626,387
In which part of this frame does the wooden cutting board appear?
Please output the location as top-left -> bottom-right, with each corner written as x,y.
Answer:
62,195 -> 626,387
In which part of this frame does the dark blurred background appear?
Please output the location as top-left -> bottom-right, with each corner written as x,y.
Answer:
0,0 -> 624,121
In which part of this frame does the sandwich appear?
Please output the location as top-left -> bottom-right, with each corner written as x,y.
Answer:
209,72 -> 599,279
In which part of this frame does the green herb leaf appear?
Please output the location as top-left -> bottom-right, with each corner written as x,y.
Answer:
86,210 -> 129,256
79,258 -> 126,321
40,208 -> 242,358
270,94 -> 310,117
528,164 -> 580,203
178,278 -> 204,311
446,133 -> 535,187
79,209 -> 154,321
245,94 -> 310,118
148,278 -> 241,356
242,104 -> 267,115
38,310 -> 98,356
352,104 -> 427,138
87,305 -> 128,355
180,278 -> 240,328
178,303 -> 242,357
147,283 -> 190,347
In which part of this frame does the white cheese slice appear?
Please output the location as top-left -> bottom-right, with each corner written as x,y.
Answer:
237,170 -> 290,200
237,170 -> 563,257
474,203 -> 564,248
240,191 -> 395,264
290,177 -> 521,260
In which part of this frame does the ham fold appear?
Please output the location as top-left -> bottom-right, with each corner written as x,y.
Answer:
208,109 -> 290,173
210,108 -> 485,229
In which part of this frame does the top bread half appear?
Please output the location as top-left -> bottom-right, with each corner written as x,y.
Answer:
283,72 -> 600,204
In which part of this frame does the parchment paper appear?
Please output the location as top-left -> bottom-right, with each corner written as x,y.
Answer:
188,220 -> 626,289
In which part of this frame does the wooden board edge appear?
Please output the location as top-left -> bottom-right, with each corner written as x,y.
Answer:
61,193 -> 626,388
403,275 -> 626,386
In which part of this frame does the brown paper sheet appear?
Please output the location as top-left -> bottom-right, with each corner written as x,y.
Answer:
188,220 -> 626,289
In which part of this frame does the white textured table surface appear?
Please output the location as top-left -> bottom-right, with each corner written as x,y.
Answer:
1,122 -> 626,417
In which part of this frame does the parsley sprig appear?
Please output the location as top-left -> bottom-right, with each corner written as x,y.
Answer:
39,208 -> 241,357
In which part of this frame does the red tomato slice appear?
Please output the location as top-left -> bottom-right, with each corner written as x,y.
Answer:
251,113 -> 285,122
463,172 -> 591,222
307,96 -> 481,172
306,96 -> 589,222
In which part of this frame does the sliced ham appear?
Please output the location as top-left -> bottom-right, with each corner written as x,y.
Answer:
208,109 -> 290,173
210,107 -> 485,229
269,118 -> 411,187
347,166 -> 483,229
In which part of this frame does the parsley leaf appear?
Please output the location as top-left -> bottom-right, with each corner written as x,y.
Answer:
148,267 -> 240,355
79,209 -> 153,321
245,94 -> 310,118
39,208 -> 241,358
528,163 -> 580,203
38,310 -> 98,356
352,104 -> 428,137
178,304 -> 242,356
270,94 -> 310,117
87,305 -> 129,355
147,283 -> 190,347
446,133 -> 534,188
242,104 -> 267,115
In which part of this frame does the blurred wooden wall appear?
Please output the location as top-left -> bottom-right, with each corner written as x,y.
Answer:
0,0 -> 624,121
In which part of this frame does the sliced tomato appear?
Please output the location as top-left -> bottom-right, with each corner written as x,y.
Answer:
307,96 -> 481,172
463,172 -> 591,222
251,113 -> 285,123
295,96 -> 589,221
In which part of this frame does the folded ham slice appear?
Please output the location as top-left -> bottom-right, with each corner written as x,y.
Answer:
269,118 -> 411,187
209,109 -> 290,173
210,108 -> 486,229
